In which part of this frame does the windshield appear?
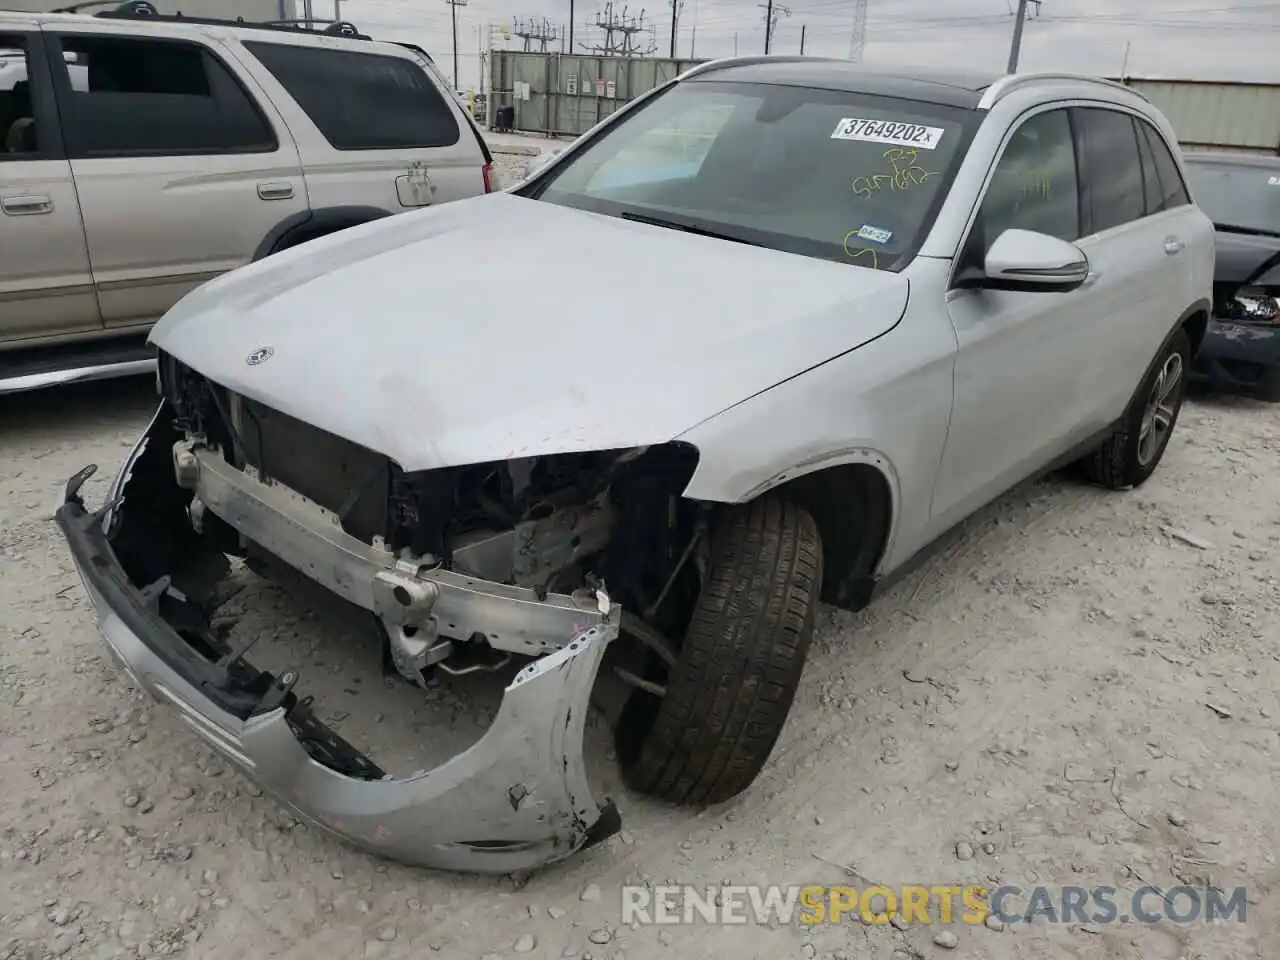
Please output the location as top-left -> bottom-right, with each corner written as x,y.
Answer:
1185,160 -> 1280,235
530,80 -> 974,271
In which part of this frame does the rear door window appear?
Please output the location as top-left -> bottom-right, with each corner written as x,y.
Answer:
50,35 -> 277,157
1073,107 -> 1145,234
243,42 -> 460,151
1135,118 -> 1165,216
1137,119 -> 1191,212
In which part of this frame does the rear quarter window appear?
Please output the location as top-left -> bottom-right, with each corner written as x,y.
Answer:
243,41 -> 460,151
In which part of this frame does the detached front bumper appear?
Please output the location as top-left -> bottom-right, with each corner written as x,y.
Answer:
54,413 -> 622,874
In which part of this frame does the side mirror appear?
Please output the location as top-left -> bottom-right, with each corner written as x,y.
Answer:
979,228 -> 1090,292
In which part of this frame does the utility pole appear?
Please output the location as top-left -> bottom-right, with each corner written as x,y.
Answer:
446,0 -> 468,90
1007,0 -> 1031,73
799,23 -> 805,54
569,0 -> 574,53
759,1 -> 789,54
668,0 -> 682,59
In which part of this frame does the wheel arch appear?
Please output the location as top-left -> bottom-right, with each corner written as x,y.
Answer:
253,205 -> 395,261
726,452 -> 899,612
1180,299 -> 1211,358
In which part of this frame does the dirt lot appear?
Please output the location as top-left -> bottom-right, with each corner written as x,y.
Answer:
1,379 -> 1277,960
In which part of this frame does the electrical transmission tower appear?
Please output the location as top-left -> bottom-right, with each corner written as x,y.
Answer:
512,16 -> 562,52
759,0 -> 790,54
590,3 -> 655,56
847,0 -> 866,61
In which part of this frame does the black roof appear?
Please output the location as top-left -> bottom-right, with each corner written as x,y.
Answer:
687,59 -> 1003,109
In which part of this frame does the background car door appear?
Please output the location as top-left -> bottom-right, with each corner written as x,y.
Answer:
45,26 -> 308,329
230,37 -> 484,211
932,107 -> 1099,529
0,27 -> 99,343
1070,106 -> 1184,426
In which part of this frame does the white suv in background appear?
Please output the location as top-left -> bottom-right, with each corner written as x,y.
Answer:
0,1 -> 494,394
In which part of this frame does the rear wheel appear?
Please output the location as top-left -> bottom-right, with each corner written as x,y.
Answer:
1081,327 -> 1191,489
616,497 -> 822,806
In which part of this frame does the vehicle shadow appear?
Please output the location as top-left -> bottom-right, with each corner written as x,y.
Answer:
0,376 -> 158,440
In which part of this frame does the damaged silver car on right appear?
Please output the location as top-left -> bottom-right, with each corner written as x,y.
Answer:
56,57 -> 1214,874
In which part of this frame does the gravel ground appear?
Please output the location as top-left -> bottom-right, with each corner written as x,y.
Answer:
1,378 -> 1278,960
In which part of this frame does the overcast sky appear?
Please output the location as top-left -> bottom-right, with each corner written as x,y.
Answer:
331,0 -> 1280,90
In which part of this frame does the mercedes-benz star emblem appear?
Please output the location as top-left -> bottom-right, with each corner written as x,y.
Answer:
246,347 -> 274,366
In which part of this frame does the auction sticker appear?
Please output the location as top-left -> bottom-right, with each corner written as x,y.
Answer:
856,224 -> 893,244
831,117 -> 945,150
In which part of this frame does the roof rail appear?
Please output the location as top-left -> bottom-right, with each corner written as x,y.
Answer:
50,1 -> 373,40
679,54 -> 844,82
977,72 -> 1150,110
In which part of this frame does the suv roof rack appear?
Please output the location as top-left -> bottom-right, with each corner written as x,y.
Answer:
49,1 -> 373,41
977,72 -> 1150,110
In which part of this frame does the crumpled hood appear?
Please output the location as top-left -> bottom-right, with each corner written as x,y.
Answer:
151,193 -> 909,471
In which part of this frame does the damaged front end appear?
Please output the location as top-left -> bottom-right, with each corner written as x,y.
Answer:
55,359 -> 701,873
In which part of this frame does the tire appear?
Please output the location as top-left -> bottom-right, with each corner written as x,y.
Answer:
1081,326 -> 1191,490
617,497 -> 823,806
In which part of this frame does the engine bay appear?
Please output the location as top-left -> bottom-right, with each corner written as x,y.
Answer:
157,352 -> 706,691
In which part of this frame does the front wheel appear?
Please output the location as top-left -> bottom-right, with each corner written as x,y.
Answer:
616,497 -> 822,806
1081,327 -> 1191,490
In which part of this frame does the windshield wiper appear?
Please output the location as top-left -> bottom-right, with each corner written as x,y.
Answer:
1214,222 -> 1280,241
619,210 -> 762,247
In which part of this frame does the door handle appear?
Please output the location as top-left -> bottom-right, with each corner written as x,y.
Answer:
1164,236 -> 1184,255
1,194 -> 53,215
257,181 -> 294,201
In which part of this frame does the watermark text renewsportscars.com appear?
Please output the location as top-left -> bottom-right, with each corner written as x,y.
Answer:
620,884 -> 1248,927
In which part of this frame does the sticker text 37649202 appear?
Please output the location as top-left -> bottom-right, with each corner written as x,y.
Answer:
831,117 -> 945,151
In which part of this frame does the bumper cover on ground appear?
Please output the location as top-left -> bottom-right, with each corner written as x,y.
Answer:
55,443 -> 622,874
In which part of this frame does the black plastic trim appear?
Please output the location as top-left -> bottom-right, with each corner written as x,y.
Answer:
0,29 -> 67,162
56,497 -> 265,719
254,204 -> 392,260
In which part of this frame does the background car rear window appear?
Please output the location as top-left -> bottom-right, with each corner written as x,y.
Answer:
53,35 -> 276,157
534,80 -> 972,271
243,42 -> 459,151
1185,160 -> 1280,234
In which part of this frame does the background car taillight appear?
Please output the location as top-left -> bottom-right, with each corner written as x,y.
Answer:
482,162 -> 495,193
